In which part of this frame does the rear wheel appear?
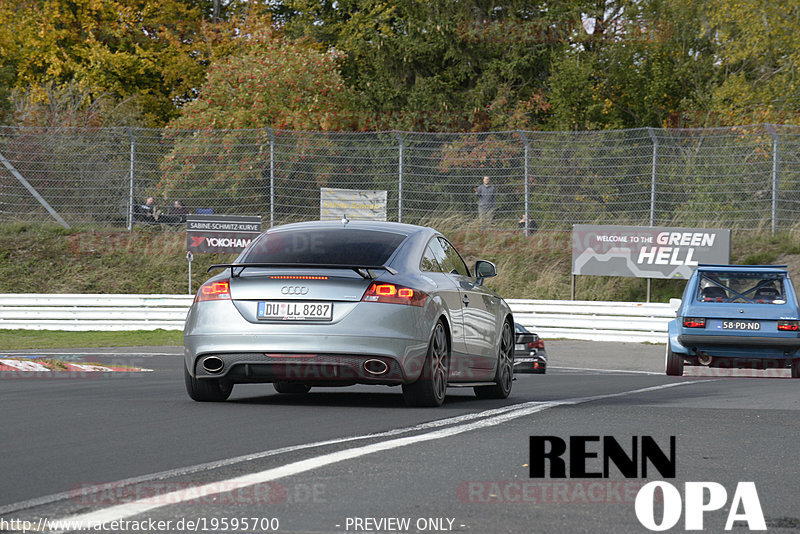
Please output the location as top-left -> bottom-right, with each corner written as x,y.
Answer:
475,320 -> 514,399
274,382 -> 312,394
403,321 -> 449,407
184,365 -> 233,402
791,359 -> 800,379
665,344 -> 684,376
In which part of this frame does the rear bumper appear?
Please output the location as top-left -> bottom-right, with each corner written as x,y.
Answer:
191,352 -> 408,385
513,349 -> 547,373
683,356 -> 796,369
184,299 -> 432,382
675,333 -> 800,360
677,334 -> 800,348
184,333 -> 428,384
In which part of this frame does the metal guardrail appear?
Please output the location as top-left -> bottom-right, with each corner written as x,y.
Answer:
0,294 -> 193,331
507,299 -> 674,343
0,294 -> 675,343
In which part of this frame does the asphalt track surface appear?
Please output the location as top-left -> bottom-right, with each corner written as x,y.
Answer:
1,340 -> 798,534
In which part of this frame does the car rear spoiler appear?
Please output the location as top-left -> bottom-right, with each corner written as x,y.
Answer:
207,263 -> 398,279
697,263 -> 788,269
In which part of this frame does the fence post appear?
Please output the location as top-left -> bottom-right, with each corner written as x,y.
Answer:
267,127 -> 275,228
518,130 -> 530,236
645,128 -> 659,303
393,131 -> 404,222
765,124 -> 779,235
646,128 -> 658,227
127,128 -> 135,231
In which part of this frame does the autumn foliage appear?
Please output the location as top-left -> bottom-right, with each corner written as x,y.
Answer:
168,26 -> 356,131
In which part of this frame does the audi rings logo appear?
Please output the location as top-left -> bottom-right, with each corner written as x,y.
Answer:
281,286 -> 309,295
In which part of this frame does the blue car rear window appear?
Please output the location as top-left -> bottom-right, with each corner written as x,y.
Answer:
696,272 -> 786,304
242,228 -> 407,266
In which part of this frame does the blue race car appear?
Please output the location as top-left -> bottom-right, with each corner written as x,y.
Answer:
667,265 -> 800,378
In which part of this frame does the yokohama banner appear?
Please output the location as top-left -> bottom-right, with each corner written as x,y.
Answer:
572,224 -> 731,279
186,215 -> 262,254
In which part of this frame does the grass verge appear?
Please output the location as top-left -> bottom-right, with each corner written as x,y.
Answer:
3,220 -> 800,302
0,329 -> 182,350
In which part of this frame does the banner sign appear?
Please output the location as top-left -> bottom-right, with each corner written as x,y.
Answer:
186,215 -> 262,254
572,224 -> 731,279
320,188 -> 387,221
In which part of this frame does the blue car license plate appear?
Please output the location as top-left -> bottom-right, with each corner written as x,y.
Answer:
720,320 -> 760,330
257,301 -> 333,321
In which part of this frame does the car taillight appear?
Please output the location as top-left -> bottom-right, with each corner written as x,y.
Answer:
528,339 -> 545,349
195,279 -> 231,302
778,321 -> 800,331
683,317 -> 706,328
362,282 -> 427,306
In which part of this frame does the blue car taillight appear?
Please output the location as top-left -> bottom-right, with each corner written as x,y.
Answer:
683,317 -> 706,328
777,320 -> 800,331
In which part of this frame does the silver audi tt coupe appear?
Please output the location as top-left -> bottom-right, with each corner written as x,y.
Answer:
183,220 -> 514,406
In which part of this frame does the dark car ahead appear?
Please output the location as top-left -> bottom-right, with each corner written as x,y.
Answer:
513,323 -> 547,374
666,264 -> 800,377
184,220 -> 515,406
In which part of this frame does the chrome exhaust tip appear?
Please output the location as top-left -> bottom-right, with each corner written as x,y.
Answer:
697,354 -> 713,366
364,359 -> 389,375
201,356 -> 225,374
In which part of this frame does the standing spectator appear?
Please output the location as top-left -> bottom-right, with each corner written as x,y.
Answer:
474,176 -> 496,227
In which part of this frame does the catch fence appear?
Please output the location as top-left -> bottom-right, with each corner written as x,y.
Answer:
2,124 -> 800,232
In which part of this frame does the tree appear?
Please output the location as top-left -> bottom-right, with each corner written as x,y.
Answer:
705,0 -> 800,124
167,26 -> 356,131
0,0 -> 274,126
158,25 -> 358,208
546,0 -> 715,130
9,81 -> 140,128
283,0 -> 568,131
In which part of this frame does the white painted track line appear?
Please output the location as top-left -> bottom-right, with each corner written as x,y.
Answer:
550,366 -> 661,375
51,381 -> 712,531
0,401 -> 554,516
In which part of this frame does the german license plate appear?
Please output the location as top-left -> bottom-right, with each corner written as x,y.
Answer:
257,301 -> 333,321
515,343 -> 526,351
720,320 -> 760,330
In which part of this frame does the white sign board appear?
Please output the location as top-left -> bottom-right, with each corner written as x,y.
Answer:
572,224 -> 731,279
320,188 -> 387,221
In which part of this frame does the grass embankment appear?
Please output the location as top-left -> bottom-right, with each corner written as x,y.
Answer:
2,221 -> 800,349
0,329 -> 182,350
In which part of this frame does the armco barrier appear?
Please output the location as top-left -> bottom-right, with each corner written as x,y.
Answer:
0,294 -> 193,331
0,294 -> 675,343
507,299 -> 674,344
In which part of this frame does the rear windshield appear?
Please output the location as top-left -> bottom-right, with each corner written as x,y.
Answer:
696,271 -> 787,304
241,228 -> 407,266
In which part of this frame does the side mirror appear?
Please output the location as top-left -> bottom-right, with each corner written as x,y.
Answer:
474,260 -> 497,285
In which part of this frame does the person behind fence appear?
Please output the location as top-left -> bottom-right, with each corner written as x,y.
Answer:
133,196 -> 157,223
474,176 -> 496,226
518,213 -> 538,232
167,200 -> 189,223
